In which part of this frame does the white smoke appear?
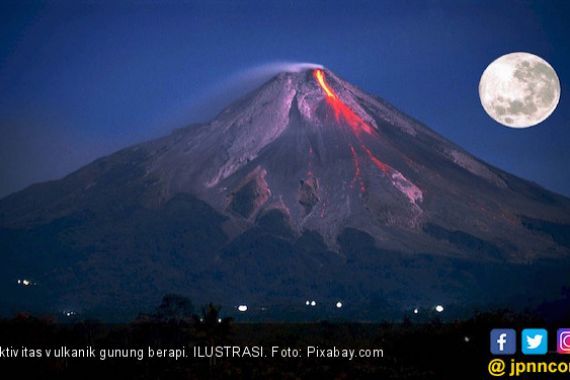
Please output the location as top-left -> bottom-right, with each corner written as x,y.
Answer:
172,61 -> 323,124
233,61 -> 324,80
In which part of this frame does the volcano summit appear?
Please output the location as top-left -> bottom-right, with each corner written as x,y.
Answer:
1,68 -> 570,319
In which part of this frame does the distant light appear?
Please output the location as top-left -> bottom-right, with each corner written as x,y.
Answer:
413,308 -> 419,314
218,318 -> 222,323
238,305 -> 248,312
305,300 -> 310,306
435,305 -> 444,313
310,301 -> 316,307
18,278 -> 32,286
336,301 -> 343,309
464,336 -> 470,343
18,278 -> 36,287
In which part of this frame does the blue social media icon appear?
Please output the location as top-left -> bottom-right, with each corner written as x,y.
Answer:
522,329 -> 548,355
491,329 -> 516,355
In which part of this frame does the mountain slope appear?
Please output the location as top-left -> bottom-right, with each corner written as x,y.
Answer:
1,68 -> 569,319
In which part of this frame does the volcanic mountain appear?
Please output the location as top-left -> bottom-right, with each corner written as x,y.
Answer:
1,68 -> 570,319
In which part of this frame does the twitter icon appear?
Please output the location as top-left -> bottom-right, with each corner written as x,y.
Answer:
522,329 -> 548,355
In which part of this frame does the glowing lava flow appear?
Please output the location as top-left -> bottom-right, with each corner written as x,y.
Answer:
349,145 -> 366,193
361,145 -> 389,174
313,69 -> 373,135
313,69 -> 423,205
314,69 -> 336,98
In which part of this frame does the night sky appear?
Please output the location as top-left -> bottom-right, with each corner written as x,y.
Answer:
1,0 -> 569,198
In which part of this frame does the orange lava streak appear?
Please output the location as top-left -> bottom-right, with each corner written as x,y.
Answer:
313,69 -> 373,135
362,144 -> 390,174
313,69 -> 394,191
314,69 -> 336,98
349,145 -> 366,193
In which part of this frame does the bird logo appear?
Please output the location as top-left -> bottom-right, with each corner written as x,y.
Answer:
522,329 -> 548,355
526,334 -> 543,350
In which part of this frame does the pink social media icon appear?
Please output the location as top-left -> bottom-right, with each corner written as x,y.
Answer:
558,329 -> 570,354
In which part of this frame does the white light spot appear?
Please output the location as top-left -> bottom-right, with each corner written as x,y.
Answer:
336,301 -> 343,309
238,305 -> 248,312
17,279 -> 21,284
464,336 -> 470,343
413,308 -> 419,314
310,300 -> 316,307
305,300 -> 310,306
435,305 -> 444,313
218,318 -> 222,323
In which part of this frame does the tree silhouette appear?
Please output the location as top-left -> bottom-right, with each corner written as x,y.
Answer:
192,303 -> 234,368
153,293 -> 194,322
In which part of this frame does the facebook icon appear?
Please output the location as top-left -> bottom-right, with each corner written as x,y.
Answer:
491,329 -> 517,355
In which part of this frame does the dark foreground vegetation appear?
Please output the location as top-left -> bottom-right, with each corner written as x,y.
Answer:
1,294 -> 569,379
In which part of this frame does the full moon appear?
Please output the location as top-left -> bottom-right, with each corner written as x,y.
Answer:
479,52 -> 560,128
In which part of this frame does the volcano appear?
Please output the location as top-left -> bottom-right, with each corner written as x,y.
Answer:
1,68 -> 570,319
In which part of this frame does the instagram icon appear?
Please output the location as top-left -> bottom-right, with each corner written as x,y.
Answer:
558,329 -> 570,354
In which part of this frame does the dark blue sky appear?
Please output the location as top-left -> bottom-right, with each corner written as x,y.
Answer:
1,0 -> 569,197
